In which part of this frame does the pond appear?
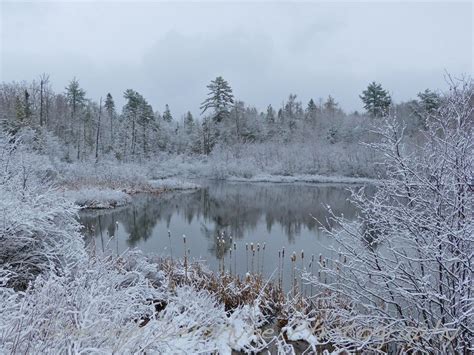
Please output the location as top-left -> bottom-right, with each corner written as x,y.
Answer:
79,181 -> 362,288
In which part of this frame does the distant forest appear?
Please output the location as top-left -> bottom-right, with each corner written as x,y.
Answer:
0,75 -> 441,177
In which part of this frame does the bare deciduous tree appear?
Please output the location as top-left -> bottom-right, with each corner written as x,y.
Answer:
306,77 -> 473,352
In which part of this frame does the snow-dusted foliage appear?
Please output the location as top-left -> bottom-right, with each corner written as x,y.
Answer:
63,187 -> 132,209
148,177 -> 200,190
59,160 -> 200,194
58,160 -> 151,191
0,252 -> 269,353
305,78 -> 473,352
1,72 -> 471,352
0,131 -> 85,290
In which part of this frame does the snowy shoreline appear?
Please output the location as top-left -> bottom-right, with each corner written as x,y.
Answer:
62,174 -> 376,209
225,173 -> 380,185
62,178 -> 200,209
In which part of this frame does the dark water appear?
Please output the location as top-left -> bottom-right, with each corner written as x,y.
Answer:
79,181 -> 361,286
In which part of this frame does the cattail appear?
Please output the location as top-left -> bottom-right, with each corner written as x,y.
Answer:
183,234 -> 188,281
281,247 -> 285,290
251,243 -> 255,274
310,254 -> 315,297
261,242 -> 266,274
168,230 -> 173,260
233,241 -> 237,275
291,251 -> 297,297
278,250 -> 281,289
221,238 -> 225,275
256,243 -> 260,275
301,249 -> 305,296
245,243 -> 249,273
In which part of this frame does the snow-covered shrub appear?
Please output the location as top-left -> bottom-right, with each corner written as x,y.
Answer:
0,252 -> 268,353
0,131 -> 85,289
0,253 -> 163,353
306,78 -> 473,352
148,178 -> 200,190
58,160 -> 151,191
204,139 -> 379,180
63,187 -> 132,209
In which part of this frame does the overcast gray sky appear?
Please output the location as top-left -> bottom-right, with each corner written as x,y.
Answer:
1,1 -> 472,116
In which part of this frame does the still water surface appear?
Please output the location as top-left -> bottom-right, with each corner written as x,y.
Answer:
79,181 -> 361,285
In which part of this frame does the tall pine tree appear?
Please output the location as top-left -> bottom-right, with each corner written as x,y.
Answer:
163,104 -> 173,123
65,78 -> 86,160
104,93 -> 115,149
200,76 -> 234,123
360,82 -> 392,118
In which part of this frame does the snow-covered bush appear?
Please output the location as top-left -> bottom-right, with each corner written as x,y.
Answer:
0,131 -> 85,290
306,78 -> 473,352
63,187 -> 132,209
0,252 -> 269,353
58,160 -> 151,191
148,178 -> 200,190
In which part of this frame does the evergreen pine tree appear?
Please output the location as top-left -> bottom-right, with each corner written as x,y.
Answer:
104,93 -> 115,148
200,76 -> 234,123
417,89 -> 440,114
323,95 -> 338,118
163,104 -> 173,123
65,78 -> 86,159
123,89 -> 141,157
305,98 -> 318,123
266,104 -> 276,124
184,111 -> 194,135
360,82 -> 392,117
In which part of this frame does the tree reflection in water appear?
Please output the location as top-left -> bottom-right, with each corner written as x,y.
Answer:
79,181 -> 362,267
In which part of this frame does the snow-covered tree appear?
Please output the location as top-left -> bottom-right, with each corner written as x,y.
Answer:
323,95 -> 338,118
307,77 -> 473,352
360,81 -> 392,118
417,88 -> 441,113
200,76 -> 234,124
412,89 -> 442,129
39,73 -> 50,127
163,104 -> 173,123
104,93 -> 115,149
184,111 -> 194,135
65,78 -> 86,160
138,98 -> 155,158
305,98 -> 318,125
122,89 -> 141,158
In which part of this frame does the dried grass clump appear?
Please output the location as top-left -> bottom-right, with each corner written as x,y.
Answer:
158,258 -> 286,315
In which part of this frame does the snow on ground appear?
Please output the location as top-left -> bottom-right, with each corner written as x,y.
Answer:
62,187 -> 132,209
148,178 -> 200,190
62,181 -> 199,210
0,251 -> 271,354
